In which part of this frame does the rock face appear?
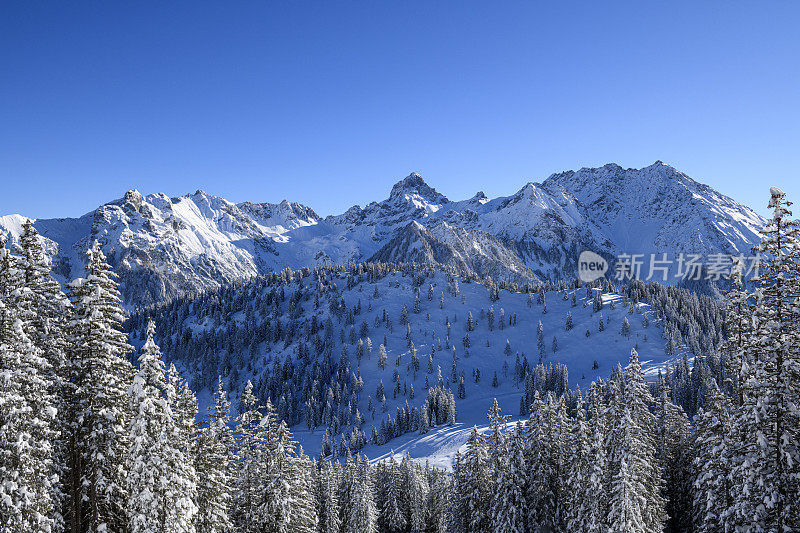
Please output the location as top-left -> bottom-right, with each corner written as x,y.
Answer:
0,162 -> 765,306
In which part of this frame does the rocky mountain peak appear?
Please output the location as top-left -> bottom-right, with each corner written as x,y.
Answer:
388,173 -> 449,206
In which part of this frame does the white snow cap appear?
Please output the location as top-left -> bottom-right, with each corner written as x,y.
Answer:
770,186 -> 785,197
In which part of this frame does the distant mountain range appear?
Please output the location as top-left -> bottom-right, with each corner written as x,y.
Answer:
0,161 -> 765,307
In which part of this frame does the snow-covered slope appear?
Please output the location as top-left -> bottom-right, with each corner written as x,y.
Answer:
0,162 -> 766,306
368,221 -> 533,283
138,267 -> 697,469
0,190 -> 322,306
541,161 -> 764,257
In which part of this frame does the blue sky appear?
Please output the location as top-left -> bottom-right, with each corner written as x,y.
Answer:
2,1 -> 798,219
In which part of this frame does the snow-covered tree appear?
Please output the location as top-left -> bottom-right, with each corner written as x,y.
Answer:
195,377 -> 235,533
126,320 -> 197,533
606,349 -> 666,533
721,256 -> 753,404
692,380 -> 732,532
563,392 -> 601,532
315,457 -> 341,533
728,187 -> 800,531
654,377 -> 692,533
339,454 -> 377,533
0,241 -> 59,532
233,381 -> 269,532
66,241 -> 133,532
525,392 -> 567,531
16,220 -> 71,530
378,459 -> 406,533
490,409 -> 526,533
460,427 -> 492,532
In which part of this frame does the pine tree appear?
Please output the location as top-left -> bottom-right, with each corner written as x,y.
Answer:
606,349 -> 666,533
449,451 -> 470,533
537,320 -> 545,359
721,257 -> 753,404
654,377 -> 692,533
489,402 -> 526,533
583,383 -> 608,532
16,220 -> 71,530
66,241 -> 133,532
729,187 -> 800,531
462,427 -> 492,532
378,344 -> 387,370
233,381 -> 268,532
339,454 -> 377,533
126,320 -> 197,533
0,242 -> 59,532
563,392 -> 597,532
195,377 -> 235,533
608,452 -> 642,532
314,457 -> 341,533
621,316 -> 631,338
379,459 -> 406,533
692,380 -> 732,532
525,392 -> 567,531
263,420 -> 317,532
169,367 -> 200,531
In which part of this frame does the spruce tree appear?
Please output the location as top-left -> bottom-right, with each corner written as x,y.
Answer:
16,220 -> 71,530
606,349 -> 666,533
66,242 -> 133,532
491,427 -> 527,533
692,380 -> 732,532
379,459 -> 406,533
126,320 -> 196,533
0,245 -> 59,533
233,381 -> 268,532
721,257 -> 753,404
654,377 -> 692,533
195,377 -> 235,533
314,457 -> 341,533
456,427 -> 493,532
729,187 -> 800,531
166,365 -> 200,532
339,453 -> 377,533
563,392 -> 597,532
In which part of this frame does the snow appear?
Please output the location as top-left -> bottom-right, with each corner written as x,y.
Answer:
0,162 -> 766,308
180,269 -> 692,469
0,214 -> 28,239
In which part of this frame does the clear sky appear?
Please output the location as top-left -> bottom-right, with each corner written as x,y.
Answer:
2,1 -> 799,219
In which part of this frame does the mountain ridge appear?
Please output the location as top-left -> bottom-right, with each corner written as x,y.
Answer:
0,162 -> 766,306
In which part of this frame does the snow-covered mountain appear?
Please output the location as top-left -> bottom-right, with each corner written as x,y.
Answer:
541,162 -> 764,257
0,162 -> 765,306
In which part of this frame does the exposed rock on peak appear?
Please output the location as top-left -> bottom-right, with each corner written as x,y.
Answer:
388,173 -> 449,206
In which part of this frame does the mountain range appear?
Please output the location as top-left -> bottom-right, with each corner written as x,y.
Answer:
0,161 -> 765,307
